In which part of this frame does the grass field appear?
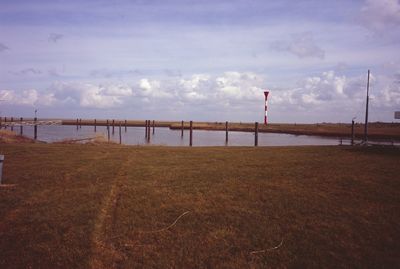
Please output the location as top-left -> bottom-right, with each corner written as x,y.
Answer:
0,144 -> 399,268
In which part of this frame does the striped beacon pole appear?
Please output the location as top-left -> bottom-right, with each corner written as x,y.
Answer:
264,90 -> 269,125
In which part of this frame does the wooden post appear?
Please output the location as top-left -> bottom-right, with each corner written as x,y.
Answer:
11,117 -> 14,131
152,120 -> 155,135
181,120 -> 184,138
189,121 -> 193,146
0,117 -> 2,129
351,120 -> 355,146
125,120 -> 127,132
107,124 -> 110,142
34,117 -> 37,140
254,122 -> 258,147
119,123 -> 122,144
79,118 -> 82,129
147,120 -> 151,142
112,119 -> 115,134
20,117 -> 23,135
225,121 -> 228,145
145,120 -> 148,139
76,118 -> 79,130
94,119 -> 97,132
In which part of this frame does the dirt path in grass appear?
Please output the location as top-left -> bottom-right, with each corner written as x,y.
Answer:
89,152 -> 133,269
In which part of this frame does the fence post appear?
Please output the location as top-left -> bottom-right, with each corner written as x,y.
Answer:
125,120 -> 127,132
112,119 -> 115,134
11,117 -> 13,131
0,155 -> 4,185
107,123 -> 110,142
119,123 -> 122,144
20,117 -> 23,135
181,120 -> 184,138
152,120 -> 155,135
34,117 -> 38,140
351,120 -> 355,146
189,121 -> 193,146
254,122 -> 258,146
145,120 -> 148,139
94,119 -> 97,132
225,121 -> 228,145
147,120 -> 151,143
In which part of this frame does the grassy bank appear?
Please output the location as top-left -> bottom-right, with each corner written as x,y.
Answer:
0,144 -> 399,268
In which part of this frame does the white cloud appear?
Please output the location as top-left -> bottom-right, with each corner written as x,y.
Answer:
215,72 -> 264,100
0,89 -> 55,106
51,82 -> 128,108
138,78 -> 173,98
1,71 -> 399,122
270,32 -> 325,59
179,74 -> 210,101
101,84 -> 133,97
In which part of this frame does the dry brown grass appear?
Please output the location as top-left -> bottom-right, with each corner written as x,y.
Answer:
0,130 -> 36,144
0,144 -> 399,268
54,134 -> 114,145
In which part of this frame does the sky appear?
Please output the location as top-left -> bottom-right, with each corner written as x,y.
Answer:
0,0 -> 399,123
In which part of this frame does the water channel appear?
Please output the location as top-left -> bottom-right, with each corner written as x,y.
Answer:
12,125 -> 342,146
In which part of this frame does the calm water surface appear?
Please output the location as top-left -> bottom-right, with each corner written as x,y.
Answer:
16,125 -> 341,146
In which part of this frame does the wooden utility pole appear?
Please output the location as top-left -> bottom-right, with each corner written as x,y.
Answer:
364,70 -> 370,144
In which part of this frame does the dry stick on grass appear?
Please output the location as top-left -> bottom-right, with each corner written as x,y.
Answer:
143,211 -> 191,234
111,211 -> 191,240
250,238 -> 284,254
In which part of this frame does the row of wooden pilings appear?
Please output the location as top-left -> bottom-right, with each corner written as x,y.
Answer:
0,117 -> 38,140
74,118 -> 261,146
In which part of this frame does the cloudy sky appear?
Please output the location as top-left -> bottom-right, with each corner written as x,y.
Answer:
0,0 -> 399,123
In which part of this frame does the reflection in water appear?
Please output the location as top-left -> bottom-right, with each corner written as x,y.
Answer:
14,125 -> 342,146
